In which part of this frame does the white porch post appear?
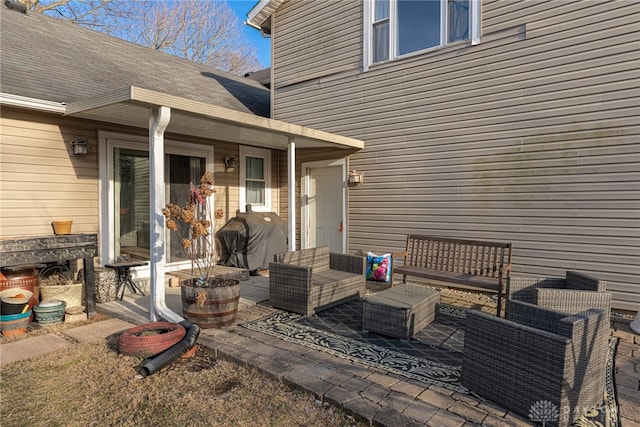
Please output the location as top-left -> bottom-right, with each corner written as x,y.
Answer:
288,137 -> 296,251
149,106 -> 183,323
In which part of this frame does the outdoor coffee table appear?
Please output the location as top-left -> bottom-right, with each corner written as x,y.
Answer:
362,284 -> 439,340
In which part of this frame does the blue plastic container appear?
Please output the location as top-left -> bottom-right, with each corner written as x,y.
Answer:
0,310 -> 32,336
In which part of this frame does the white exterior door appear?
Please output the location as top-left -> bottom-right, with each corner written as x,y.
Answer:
303,161 -> 346,253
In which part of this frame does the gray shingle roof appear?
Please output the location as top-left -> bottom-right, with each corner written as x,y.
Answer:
0,6 -> 270,117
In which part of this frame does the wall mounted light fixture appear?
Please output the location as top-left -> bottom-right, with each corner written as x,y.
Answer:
224,156 -> 239,171
348,170 -> 363,186
71,137 -> 89,155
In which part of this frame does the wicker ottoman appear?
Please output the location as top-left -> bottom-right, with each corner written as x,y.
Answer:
362,284 -> 439,340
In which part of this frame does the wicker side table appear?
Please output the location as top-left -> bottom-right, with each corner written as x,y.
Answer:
362,284 -> 440,340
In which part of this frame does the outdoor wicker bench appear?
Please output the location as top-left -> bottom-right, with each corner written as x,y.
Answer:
394,234 -> 512,317
362,284 -> 439,339
269,246 -> 366,316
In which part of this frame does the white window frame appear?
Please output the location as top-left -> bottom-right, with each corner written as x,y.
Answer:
363,0 -> 481,70
239,145 -> 272,212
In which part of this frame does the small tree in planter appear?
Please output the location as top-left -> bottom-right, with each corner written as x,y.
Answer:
162,171 -> 240,328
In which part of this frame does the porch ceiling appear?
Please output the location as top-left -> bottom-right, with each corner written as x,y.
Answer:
65,86 -> 364,150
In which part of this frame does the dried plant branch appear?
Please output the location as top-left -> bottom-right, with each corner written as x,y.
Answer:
163,172 -> 221,287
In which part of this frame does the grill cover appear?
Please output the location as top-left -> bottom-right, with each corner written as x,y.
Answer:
216,211 -> 287,274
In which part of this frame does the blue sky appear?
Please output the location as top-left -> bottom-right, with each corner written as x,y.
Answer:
228,0 -> 272,68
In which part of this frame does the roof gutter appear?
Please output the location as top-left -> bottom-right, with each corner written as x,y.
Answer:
0,93 -> 66,114
247,0 -> 271,29
247,0 -> 285,33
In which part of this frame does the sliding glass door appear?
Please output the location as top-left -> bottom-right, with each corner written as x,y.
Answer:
114,148 -> 150,261
166,154 -> 205,263
112,144 -> 208,264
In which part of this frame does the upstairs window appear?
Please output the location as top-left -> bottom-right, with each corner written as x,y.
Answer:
365,0 -> 480,68
398,0 -> 442,55
448,0 -> 471,42
373,0 -> 390,62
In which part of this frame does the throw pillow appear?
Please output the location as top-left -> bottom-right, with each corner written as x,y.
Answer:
366,252 -> 392,283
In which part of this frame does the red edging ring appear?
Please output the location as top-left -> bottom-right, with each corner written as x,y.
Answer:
118,322 -> 186,358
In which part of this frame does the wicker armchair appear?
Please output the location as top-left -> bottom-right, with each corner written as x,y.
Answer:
462,301 -> 609,426
269,246 -> 366,316
535,287 -> 612,325
506,271 -> 607,317
507,271 -> 606,304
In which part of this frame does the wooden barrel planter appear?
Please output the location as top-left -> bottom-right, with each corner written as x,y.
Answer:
180,278 -> 240,328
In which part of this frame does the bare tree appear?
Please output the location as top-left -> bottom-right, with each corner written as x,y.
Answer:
14,0 -> 264,75
122,1 -> 262,75
14,0 -> 125,32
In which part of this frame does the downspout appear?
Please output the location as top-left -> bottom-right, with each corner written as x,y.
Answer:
149,106 -> 184,323
287,137 -> 296,251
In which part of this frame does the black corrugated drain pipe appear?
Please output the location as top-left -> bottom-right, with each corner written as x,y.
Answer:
139,320 -> 200,377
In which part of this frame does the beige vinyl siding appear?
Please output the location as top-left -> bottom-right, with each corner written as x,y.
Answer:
271,1 -> 640,310
0,108 -> 263,247
276,151 -> 288,226
273,0 -> 362,88
213,145 -> 240,230
0,108 -> 99,238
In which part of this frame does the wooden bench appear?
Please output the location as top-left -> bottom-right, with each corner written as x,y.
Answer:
394,235 -> 513,317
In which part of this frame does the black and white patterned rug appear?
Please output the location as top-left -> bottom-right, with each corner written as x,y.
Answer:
242,301 -> 619,426
243,307 -> 468,393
